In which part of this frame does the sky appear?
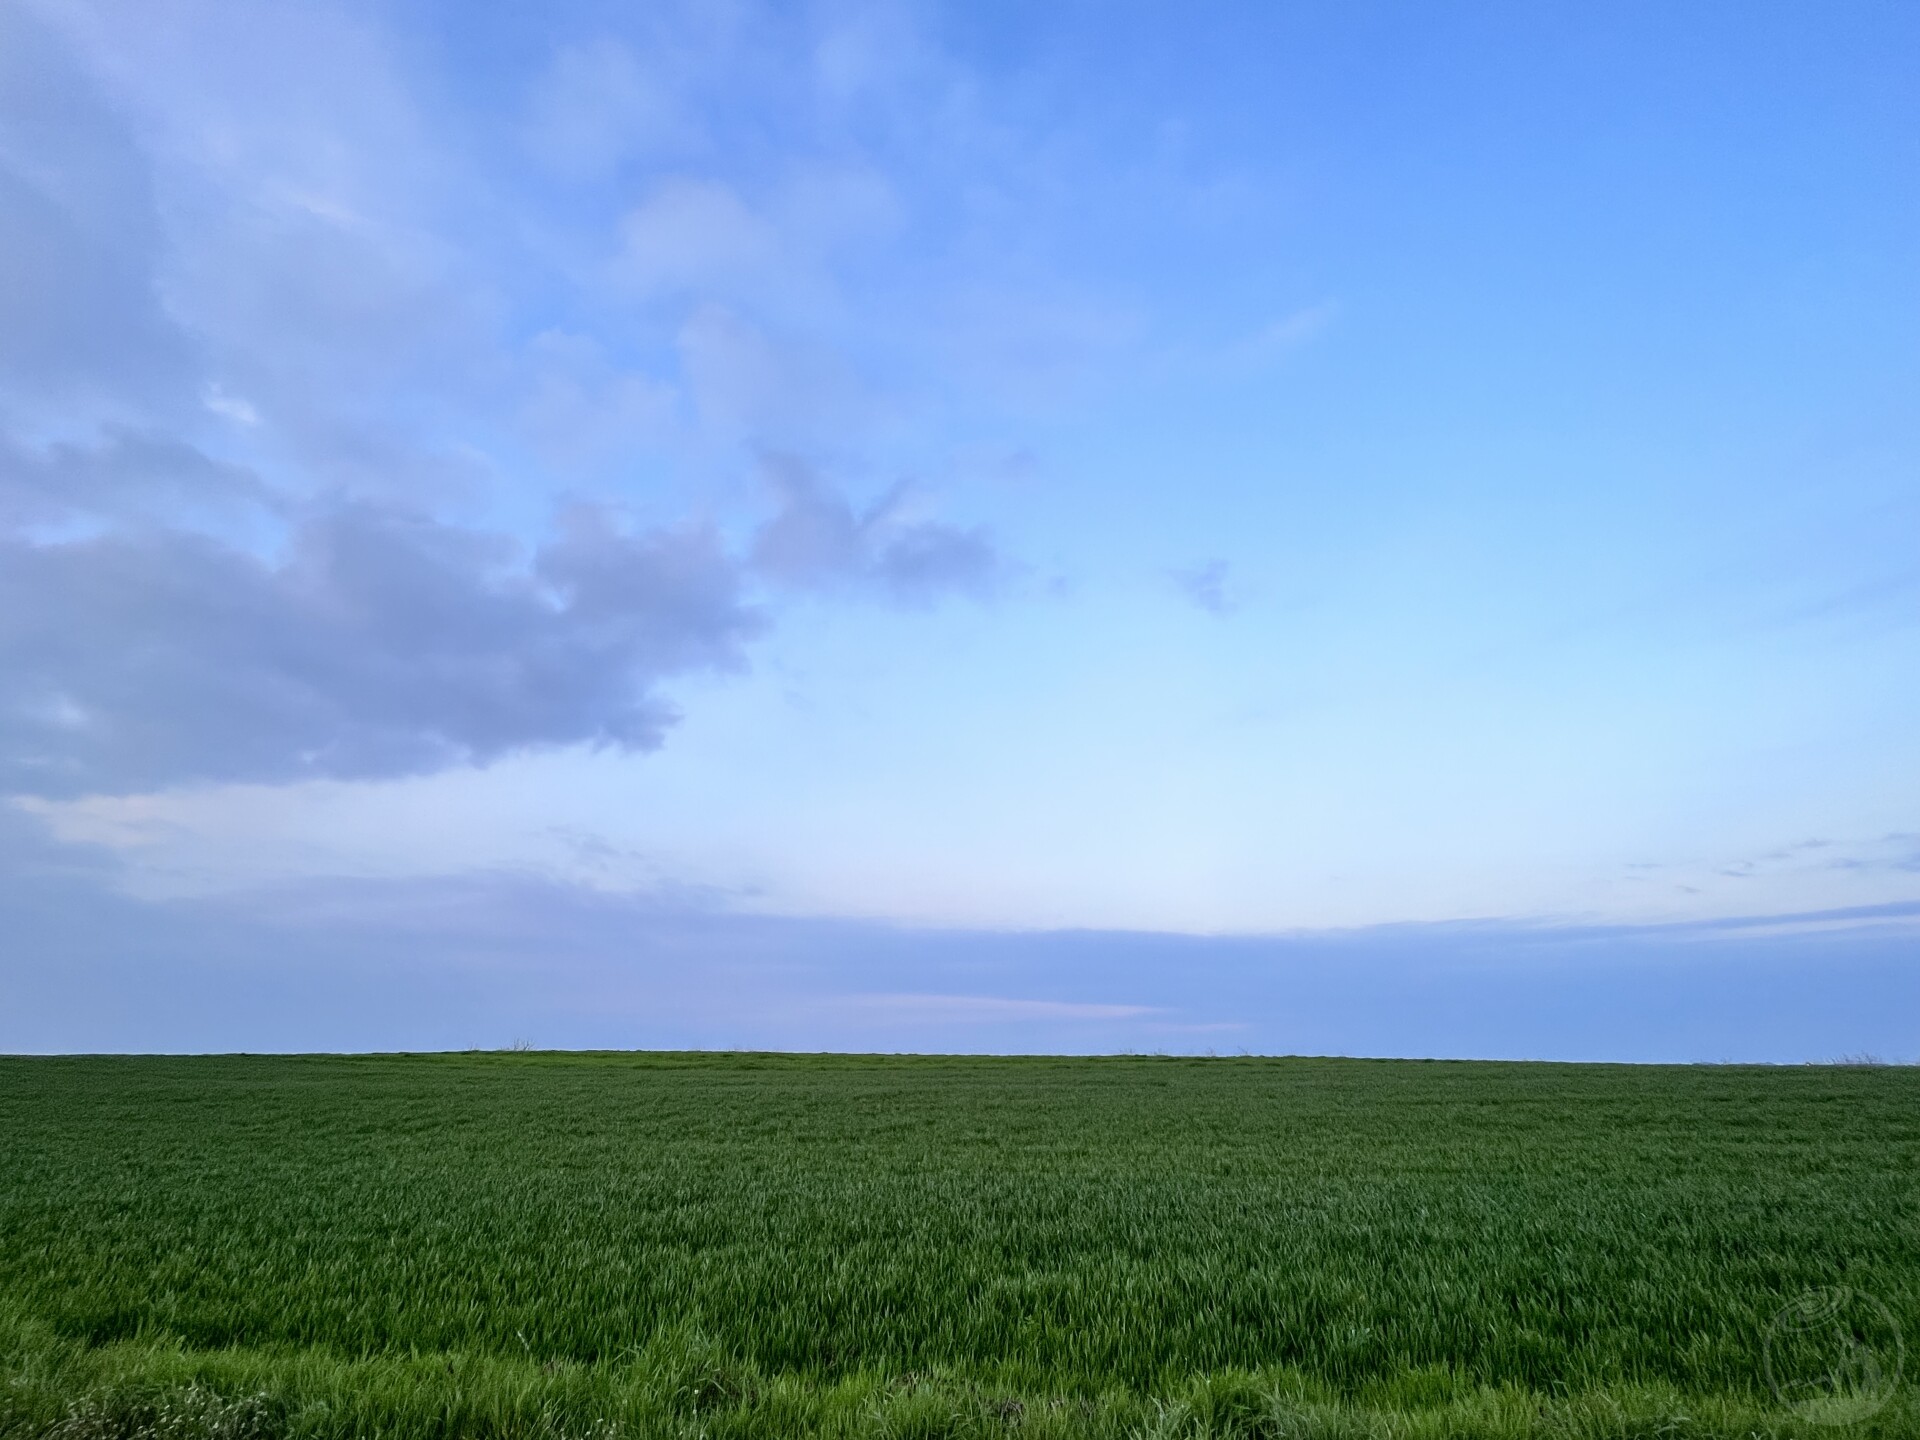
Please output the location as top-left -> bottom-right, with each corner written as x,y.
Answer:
3,0 -> 1917,1059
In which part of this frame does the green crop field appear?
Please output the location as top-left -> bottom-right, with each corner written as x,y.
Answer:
1,1053 -> 1914,1439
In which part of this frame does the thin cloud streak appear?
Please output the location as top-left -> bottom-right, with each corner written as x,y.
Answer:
842,994 -> 1159,1023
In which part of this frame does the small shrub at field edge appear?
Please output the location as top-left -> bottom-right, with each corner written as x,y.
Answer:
1,1053 -> 1916,1438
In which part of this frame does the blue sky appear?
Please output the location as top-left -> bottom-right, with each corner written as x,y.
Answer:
2,0 -> 1916,1057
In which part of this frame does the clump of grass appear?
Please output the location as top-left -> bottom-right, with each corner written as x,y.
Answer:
35,1386 -> 279,1440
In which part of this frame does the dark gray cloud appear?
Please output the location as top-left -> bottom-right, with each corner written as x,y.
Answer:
750,456 -> 1001,605
0,426 -> 272,530
0,498 -> 761,798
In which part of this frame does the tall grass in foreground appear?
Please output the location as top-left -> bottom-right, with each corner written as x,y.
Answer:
2,1053 -> 1915,1438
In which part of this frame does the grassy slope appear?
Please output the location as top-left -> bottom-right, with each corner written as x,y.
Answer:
0,1052 -> 1914,1438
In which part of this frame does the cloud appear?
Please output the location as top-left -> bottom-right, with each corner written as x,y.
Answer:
522,38 -> 702,178
750,456 -> 1001,604
0,499 -> 762,798
201,383 -> 261,427
3,819 -> 1918,1058
1170,558 -> 1234,615
844,993 -> 1158,1023
675,305 -> 869,446
0,426 -> 272,531
614,177 -> 777,300
1658,832 -> 1920,890
518,329 -> 680,477
811,7 -> 932,105
0,5 -> 194,412
0,1 -> 1020,813
1824,833 -> 1920,875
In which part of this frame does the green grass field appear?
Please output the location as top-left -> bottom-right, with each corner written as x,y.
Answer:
1,1053 -> 1914,1438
